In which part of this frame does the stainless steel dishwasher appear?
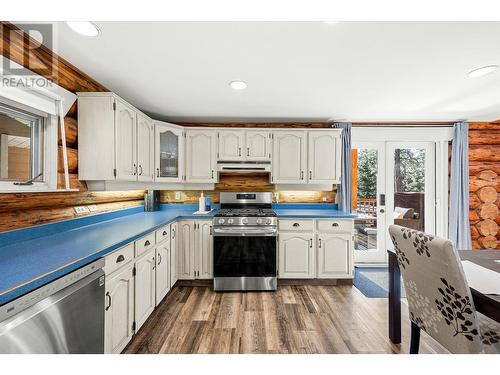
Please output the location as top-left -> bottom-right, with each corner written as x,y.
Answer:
0,259 -> 105,354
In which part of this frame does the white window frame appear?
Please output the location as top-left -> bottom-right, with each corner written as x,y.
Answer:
0,96 -> 58,192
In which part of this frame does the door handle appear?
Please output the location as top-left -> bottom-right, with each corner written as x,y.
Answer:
293,223 -> 300,227
247,147 -> 250,156
211,170 -> 214,179
309,238 -> 313,248
145,240 -> 151,246
318,238 -> 322,248
133,164 -> 137,175
158,253 -> 162,265
309,171 -> 312,179
332,223 -> 339,227
172,228 -> 175,239
156,168 -> 160,178
152,257 -> 156,270
163,230 -> 168,236
301,171 -> 304,180
105,292 -> 111,311
238,147 -> 241,156
116,254 -> 125,263
139,165 -> 143,176
380,209 -> 385,213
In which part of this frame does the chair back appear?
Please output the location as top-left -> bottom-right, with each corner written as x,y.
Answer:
389,225 -> 482,353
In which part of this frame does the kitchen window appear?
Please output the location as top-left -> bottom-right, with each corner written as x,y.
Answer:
0,97 -> 59,192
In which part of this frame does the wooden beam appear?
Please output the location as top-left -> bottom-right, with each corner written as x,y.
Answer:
0,22 -> 108,93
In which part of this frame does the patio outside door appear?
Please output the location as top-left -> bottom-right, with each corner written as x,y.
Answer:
352,141 -> 436,264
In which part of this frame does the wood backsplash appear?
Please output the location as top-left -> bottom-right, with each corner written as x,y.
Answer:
160,173 -> 336,204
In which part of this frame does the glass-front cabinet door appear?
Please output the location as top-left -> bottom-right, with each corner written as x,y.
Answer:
154,122 -> 184,182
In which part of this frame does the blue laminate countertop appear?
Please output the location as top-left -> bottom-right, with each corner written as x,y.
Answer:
0,202 -> 354,306
273,204 -> 357,219
0,204 -> 217,305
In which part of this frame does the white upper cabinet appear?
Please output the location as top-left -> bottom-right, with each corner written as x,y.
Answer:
136,114 -> 154,182
185,130 -> 217,183
308,130 -> 342,184
246,130 -> 271,161
154,122 -> 184,183
115,99 -> 137,181
272,131 -> 307,184
218,130 -> 245,161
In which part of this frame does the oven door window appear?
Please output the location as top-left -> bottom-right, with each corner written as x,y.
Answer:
214,236 -> 276,277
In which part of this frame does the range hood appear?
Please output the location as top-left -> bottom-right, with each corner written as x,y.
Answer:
217,161 -> 271,173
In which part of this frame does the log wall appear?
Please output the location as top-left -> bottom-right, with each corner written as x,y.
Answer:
0,22 -> 145,232
469,122 -> 500,250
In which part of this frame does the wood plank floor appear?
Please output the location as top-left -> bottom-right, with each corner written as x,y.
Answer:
124,285 -> 446,354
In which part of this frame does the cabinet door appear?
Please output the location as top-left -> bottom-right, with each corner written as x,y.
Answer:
170,222 -> 178,287
177,220 -> 195,279
136,114 -> 154,181
104,264 -> 134,354
278,232 -> 314,278
218,130 -> 245,161
308,131 -> 342,184
195,221 -> 213,279
155,242 -> 170,305
134,248 -> 156,329
317,233 -> 352,278
185,130 -> 217,183
115,99 -> 137,181
246,130 -> 271,161
154,122 -> 184,182
272,131 -> 307,184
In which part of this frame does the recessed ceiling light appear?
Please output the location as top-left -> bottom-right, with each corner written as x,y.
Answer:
229,81 -> 247,90
65,21 -> 100,37
467,65 -> 499,78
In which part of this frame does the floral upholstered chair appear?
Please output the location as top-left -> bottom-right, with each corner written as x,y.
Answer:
389,225 -> 500,354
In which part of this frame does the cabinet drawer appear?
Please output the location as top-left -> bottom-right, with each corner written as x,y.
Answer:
135,232 -> 156,258
316,220 -> 353,233
155,225 -> 170,244
103,243 -> 134,275
279,220 -> 313,232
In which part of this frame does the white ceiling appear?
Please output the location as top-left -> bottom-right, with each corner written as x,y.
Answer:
53,22 -> 500,122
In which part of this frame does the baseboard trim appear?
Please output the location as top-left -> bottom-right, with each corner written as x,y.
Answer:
175,279 -> 353,287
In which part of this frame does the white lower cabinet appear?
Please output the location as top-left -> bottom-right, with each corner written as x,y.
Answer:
317,233 -> 352,278
134,248 -> 156,330
104,263 -> 135,354
278,219 -> 354,280
155,240 -> 171,306
170,222 -> 178,287
278,232 -> 315,278
177,220 -> 213,279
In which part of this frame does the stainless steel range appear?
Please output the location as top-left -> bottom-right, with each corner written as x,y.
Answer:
213,192 -> 277,291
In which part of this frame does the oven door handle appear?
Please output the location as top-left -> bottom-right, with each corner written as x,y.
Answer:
213,227 -> 277,237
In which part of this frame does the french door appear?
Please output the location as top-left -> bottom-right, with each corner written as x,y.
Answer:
352,141 -> 436,264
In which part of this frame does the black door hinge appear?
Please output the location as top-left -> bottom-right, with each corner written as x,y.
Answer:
113,101 -> 116,111
132,321 -> 136,331
113,168 -> 117,178
132,266 -> 136,276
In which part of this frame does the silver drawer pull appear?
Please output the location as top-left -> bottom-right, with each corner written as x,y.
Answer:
145,240 -> 151,246
332,223 -> 339,227
116,255 -> 125,263
293,223 -> 300,227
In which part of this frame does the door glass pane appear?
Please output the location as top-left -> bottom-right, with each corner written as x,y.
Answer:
393,148 -> 425,231
159,130 -> 178,178
353,149 -> 378,252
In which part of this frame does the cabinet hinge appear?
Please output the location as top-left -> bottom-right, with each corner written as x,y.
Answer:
113,168 -> 117,178
132,321 -> 136,331
132,266 -> 136,276
113,101 -> 116,111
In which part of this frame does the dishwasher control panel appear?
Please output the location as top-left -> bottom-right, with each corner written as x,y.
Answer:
0,258 -> 105,322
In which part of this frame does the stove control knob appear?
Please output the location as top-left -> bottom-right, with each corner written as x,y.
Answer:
218,218 -> 225,224
242,218 -> 249,224
256,218 -> 263,224
228,218 -> 234,224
